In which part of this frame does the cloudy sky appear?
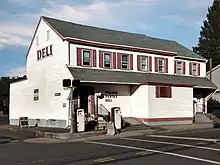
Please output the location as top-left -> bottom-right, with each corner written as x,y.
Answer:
0,0 -> 213,77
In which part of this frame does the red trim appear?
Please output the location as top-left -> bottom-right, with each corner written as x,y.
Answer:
183,61 -> 186,74
165,58 -> 168,73
155,57 -> 158,72
146,82 -> 193,87
113,52 -> 116,69
137,55 -> 141,71
174,61 -> 177,73
92,49 -> 96,67
117,53 -> 121,69
129,54 -> 133,70
90,95 -> 95,114
99,50 -> 104,68
189,62 -> 192,75
43,18 -> 65,41
67,38 -> 177,57
135,117 -> 192,122
149,56 -> 152,72
77,48 -> 82,66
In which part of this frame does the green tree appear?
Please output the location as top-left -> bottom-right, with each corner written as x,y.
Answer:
193,0 -> 220,71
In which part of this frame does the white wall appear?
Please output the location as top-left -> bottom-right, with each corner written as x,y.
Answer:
90,84 -> 131,117
69,44 -> 206,77
148,85 -> 193,118
10,18 -> 73,127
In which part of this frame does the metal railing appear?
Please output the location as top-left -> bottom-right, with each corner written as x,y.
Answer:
98,104 -> 110,122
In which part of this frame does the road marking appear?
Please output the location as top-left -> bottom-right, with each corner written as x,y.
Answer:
85,141 -> 220,165
94,157 -> 115,163
214,141 -> 220,144
148,135 -> 220,142
122,137 -> 220,152
136,151 -> 153,155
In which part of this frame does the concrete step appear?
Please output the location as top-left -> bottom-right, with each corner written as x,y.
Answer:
195,113 -> 212,123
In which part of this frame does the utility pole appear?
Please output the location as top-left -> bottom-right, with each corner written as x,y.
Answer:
70,87 -> 74,134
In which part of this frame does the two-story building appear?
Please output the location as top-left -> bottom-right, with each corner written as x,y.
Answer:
9,16 -> 217,128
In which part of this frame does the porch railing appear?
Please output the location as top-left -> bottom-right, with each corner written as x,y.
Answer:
98,104 -> 110,122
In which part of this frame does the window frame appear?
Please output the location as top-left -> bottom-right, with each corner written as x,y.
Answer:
192,63 -> 198,76
46,30 -> 50,41
103,52 -> 111,68
156,86 -> 172,98
36,36 -> 39,45
175,60 -> 183,75
82,49 -> 91,66
34,89 -> 39,101
141,56 -> 148,71
121,54 -> 129,69
158,58 -> 165,73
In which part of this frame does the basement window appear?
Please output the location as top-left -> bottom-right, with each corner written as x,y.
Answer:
156,86 -> 172,98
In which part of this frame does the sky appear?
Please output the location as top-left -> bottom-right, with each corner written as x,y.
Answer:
0,0 -> 214,77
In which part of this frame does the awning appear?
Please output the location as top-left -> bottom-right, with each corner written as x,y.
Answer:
68,67 -> 217,89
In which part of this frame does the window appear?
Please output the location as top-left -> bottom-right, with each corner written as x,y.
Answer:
82,50 -> 91,66
46,30 -> 50,41
176,61 -> 183,74
141,56 -> 148,71
34,89 -> 39,101
156,86 -> 172,98
104,53 -> 111,68
158,58 -> 165,72
121,54 -> 128,69
36,36 -> 39,45
192,63 -> 198,76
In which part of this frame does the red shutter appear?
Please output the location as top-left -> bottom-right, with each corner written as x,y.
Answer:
90,95 -> 95,115
183,61 -> 186,74
165,58 -> 168,73
168,86 -> 172,98
148,56 -> 152,72
117,53 -> 121,69
156,86 -> 160,98
92,50 -> 96,67
174,61 -> 177,73
137,55 -> 141,71
189,62 -> 192,75
113,52 -> 116,69
99,50 -> 103,68
129,54 -> 133,70
198,63 -> 200,76
77,47 -> 82,66
155,57 -> 158,72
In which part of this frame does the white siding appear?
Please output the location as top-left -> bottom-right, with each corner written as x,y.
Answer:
69,44 -> 206,77
10,19 -> 72,127
148,85 -> 193,118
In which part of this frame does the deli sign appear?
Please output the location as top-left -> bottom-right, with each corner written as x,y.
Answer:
37,45 -> 53,60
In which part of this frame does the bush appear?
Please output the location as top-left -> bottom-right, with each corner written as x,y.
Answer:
207,98 -> 220,113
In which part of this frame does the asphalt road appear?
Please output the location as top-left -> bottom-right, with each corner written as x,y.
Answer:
0,128 -> 220,165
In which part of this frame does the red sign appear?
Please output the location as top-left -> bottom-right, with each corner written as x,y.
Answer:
37,45 -> 53,60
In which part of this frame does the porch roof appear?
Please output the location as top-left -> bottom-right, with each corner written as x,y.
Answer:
68,67 -> 217,89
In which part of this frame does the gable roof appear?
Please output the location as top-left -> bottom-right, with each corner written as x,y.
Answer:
68,67 -> 217,89
42,16 -> 206,61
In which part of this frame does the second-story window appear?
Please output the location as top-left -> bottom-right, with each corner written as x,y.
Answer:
121,54 -> 128,69
83,50 -> 91,66
192,63 -> 198,76
158,58 -> 165,72
46,30 -> 50,41
141,56 -> 148,71
104,53 -> 111,68
176,61 -> 183,74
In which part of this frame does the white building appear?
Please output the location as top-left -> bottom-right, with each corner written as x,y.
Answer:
9,16 -> 217,128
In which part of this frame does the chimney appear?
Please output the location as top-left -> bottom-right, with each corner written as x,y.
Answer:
209,58 -> 212,81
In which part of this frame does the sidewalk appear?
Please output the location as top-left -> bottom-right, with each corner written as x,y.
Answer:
0,123 -> 214,143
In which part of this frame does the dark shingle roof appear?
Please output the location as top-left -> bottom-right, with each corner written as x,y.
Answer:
42,16 -> 206,60
68,67 -> 217,89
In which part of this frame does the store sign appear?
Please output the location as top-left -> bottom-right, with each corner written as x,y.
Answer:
37,45 -> 53,60
104,91 -> 118,102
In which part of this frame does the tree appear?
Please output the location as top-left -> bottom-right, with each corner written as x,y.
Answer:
193,0 -> 220,71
